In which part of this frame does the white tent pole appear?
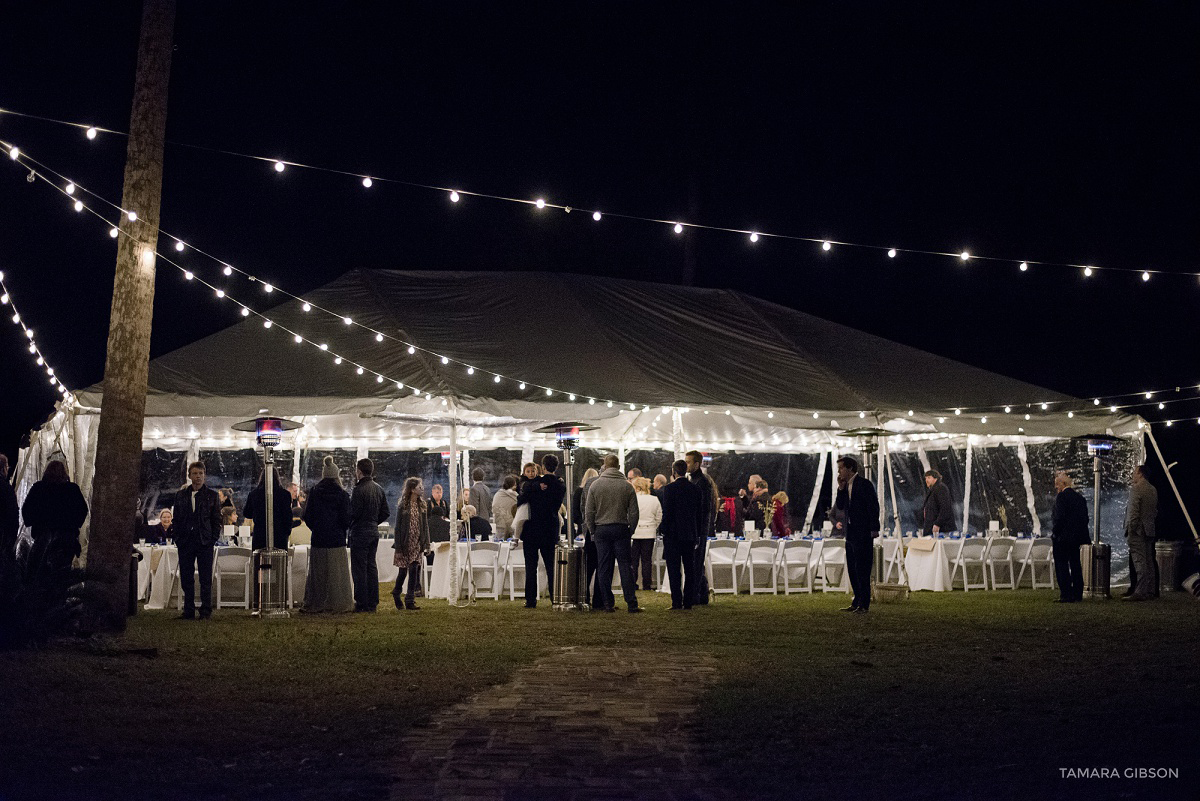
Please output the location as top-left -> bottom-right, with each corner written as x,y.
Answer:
447,411 -> 460,605
961,441 -> 973,534
876,442 -> 886,531
672,408 -> 685,461
356,443 -> 368,463
804,451 -> 827,535
1016,441 -> 1041,537
886,442 -> 901,536
618,441 -> 626,474
521,443 -> 534,470
917,447 -> 930,474
1145,427 -> 1199,545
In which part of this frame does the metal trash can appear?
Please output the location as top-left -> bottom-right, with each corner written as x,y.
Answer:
253,548 -> 290,618
1156,540 -> 1184,592
1082,542 -> 1111,600
552,545 -> 588,611
128,550 -> 143,617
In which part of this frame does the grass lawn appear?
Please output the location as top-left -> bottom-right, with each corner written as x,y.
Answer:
0,588 -> 1197,800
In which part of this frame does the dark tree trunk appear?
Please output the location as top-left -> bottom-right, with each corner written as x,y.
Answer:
85,0 -> 176,632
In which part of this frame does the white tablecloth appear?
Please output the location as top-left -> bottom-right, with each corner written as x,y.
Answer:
144,545 -> 179,609
427,541 -> 547,599
134,544 -> 154,600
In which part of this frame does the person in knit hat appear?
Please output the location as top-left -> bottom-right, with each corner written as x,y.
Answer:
301,456 -> 354,613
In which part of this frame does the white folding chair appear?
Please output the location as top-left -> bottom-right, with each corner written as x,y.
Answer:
651,539 -> 666,590
986,536 -> 1017,590
881,537 -> 906,583
706,540 -> 740,594
170,549 -> 209,611
469,542 -> 503,600
287,546 -> 309,608
746,540 -> 780,594
779,540 -> 813,594
214,546 -> 252,609
505,547 -> 527,601
817,539 -> 849,593
1019,537 -> 1056,589
949,538 -> 989,591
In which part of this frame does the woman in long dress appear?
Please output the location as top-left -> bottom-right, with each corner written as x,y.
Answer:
393,477 -> 430,611
301,456 -> 354,613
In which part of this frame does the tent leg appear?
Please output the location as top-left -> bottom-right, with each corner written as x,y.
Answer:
1016,441 -> 1041,537
917,447 -> 930,475
1145,427 -> 1199,546
886,443 -> 901,536
448,416 -> 460,605
804,451 -> 827,535
961,442 -> 973,534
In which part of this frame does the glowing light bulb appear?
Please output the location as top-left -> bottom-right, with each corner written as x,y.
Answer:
535,198 -> 545,209
954,409 -> 961,416
86,127 -> 98,140
568,393 -> 576,401
750,232 -> 759,243
1067,412 -> 1074,418
859,411 -> 866,418
1025,413 -> 1031,420
519,383 -> 526,390
412,387 -> 420,395
28,344 -> 35,354
1142,271 -> 1150,282
319,343 -> 328,351
1041,403 -> 1048,410
376,375 -> 384,383
1111,406 -> 1118,412
1004,406 -> 1011,413
938,417 -> 946,424
184,271 -> 193,280
1093,399 -> 1100,405
1019,262 -> 1028,272
813,412 -> 820,419
981,417 -> 988,424
494,375 -> 501,383
362,177 -> 373,188
10,313 -> 18,323
109,227 -> 119,238
262,320 -> 272,329
240,307 -> 250,317
294,334 -> 302,343
767,412 -> 774,418
8,147 -> 18,160
467,367 -> 475,375
674,223 -> 683,234
822,241 -> 831,251
592,211 -> 601,221
1083,266 -> 1093,277
450,191 -> 460,202
545,388 -> 553,396
74,200 -> 83,212
65,183 -> 75,195
356,367 -> 364,375
263,284 -> 273,293
1159,402 -> 1165,410
588,397 -> 595,404
302,303 -> 312,312
607,401 -> 613,408
396,381 -> 404,389
215,289 -> 225,298
440,356 -> 449,365
407,346 -> 415,355
375,333 -> 384,343
126,210 -> 137,222
334,357 -> 342,364
960,251 -> 970,261
343,317 -> 353,325
223,265 -> 233,276
0,294 -> 6,304
1166,420 -> 1174,427
888,248 -> 897,258
175,240 -> 185,252
274,161 -> 285,172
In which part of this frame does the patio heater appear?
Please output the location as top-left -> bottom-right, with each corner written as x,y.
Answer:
232,415 -> 302,618
533,422 -> 598,611
1077,434 -> 1119,600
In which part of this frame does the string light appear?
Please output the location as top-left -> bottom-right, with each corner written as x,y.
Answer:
674,223 -> 683,234
86,127 -> 97,140
888,249 -> 897,258
65,182 -> 75,195
73,200 -> 83,212
450,191 -> 460,203
1142,271 -> 1151,282
593,211 -> 601,221
274,160 -> 285,172
302,303 -> 312,312
822,241 -> 831,251
0,272 -> 74,404
175,240 -> 185,252
1020,262 -> 1028,272
750,232 -> 759,243
362,177 -> 372,188
1083,266 -> 1094,277
535,199 -> 545,209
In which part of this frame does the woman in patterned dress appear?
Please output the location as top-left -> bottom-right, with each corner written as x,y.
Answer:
392,477 -> 430,611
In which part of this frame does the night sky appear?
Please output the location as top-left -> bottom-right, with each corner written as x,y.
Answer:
1,3 -> 1197,521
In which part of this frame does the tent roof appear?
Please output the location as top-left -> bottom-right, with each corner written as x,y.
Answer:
76,270 -> 1139,438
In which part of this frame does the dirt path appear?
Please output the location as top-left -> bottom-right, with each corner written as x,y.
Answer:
392,645 -> 730,801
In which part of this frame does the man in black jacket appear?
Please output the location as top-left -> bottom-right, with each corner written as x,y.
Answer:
659,460 -> 704,610
921,470 -> 956,536
1051,471 -> 1089,602
349,458 -> 390,612
835,456 -> 880,614
684,451 -> 717,606
517,454 -> 566,608
172,461 -> 222,619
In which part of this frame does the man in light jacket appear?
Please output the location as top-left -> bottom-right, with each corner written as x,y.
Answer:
1123,465 -> 1159,601
492,475 -> 519,538
584,454 -> 641,613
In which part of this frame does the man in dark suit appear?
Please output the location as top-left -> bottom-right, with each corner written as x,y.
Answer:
1051,471 -> 1090,602
684,450 -> 717,606
835,456 -> 879,614
658,459 -> 704,610
921,470 -> 956,536
171,461 -> 222,620
517,453 -> 566,608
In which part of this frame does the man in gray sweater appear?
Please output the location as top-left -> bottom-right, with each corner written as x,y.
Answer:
585,454 -> 641,613
1124,465 -> 1159,601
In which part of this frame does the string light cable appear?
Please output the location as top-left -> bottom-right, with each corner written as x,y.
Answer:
2,135 -> 1194,428
0,105 -> 1195,285
0,270 -> 75,404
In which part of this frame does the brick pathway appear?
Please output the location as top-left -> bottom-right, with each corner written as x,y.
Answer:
392,646 -> 730,801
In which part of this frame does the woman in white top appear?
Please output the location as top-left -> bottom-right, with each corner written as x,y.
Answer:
631,477 -> 662,592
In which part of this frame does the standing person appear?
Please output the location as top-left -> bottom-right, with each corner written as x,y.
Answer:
349,458 -> 390,613
659,460 -> 704,610
921,470 -> 955,536
834,456 -> 880,614
492,475 -> 519,539
0,454 -> 19,599
651,474 -> 668,503
245,468 -> 293,551
684,451 -> 717,606
1050,471 -> 1089,603
170,461 -> 220,620
1123,465 -> 1159,601
572,468 -> 599,538
516,454 -> 566,608
22,459 -> 90,577
626,467 -> 643,483
575,467 -> 601,603
738,474 -> 764,520
585,454 -> 641,613
392,477 -> 430,611
768,491 -> 792,538
744,480 -> 770,532
301,456 -> 354,613
468,468 -> 493,523
631,477 -> 661,591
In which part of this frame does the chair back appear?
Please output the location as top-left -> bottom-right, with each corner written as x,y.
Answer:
1030,537 -> 1053,559
470,541 -> 502,566
782,540 -> 813,563
961,539 -> 989,560
708,540 -> 737,563
820,539 -> 846,562
215,546 -> 252,571
988,536 -> 1015,560
749,540 -> 779,563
